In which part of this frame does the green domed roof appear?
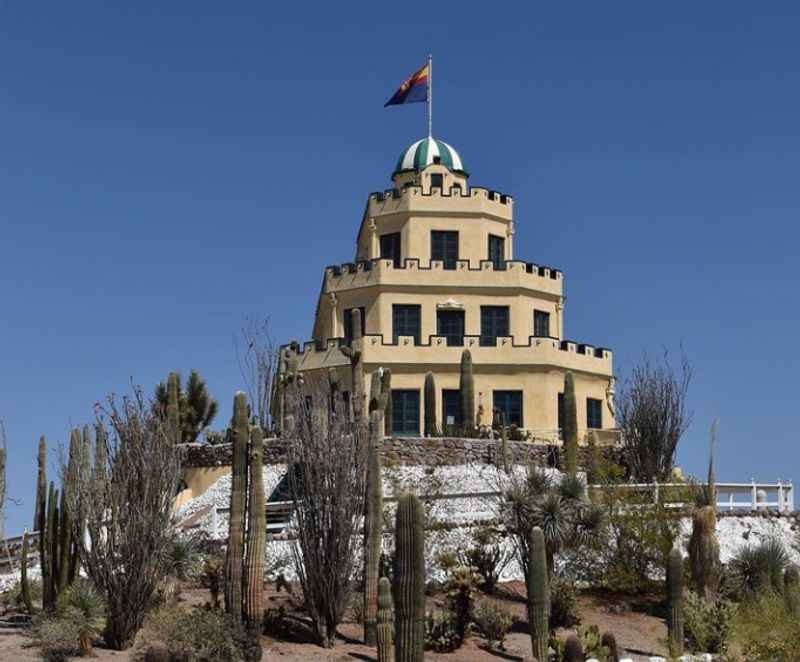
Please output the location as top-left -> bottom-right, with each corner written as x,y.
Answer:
394,137 -> 467,176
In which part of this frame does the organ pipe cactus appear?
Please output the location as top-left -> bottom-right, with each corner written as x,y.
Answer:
667,546 -> 684,656
364,368 -> 391,645
393,492 -> 425,662
43,482 -> 57,610
459,350 -> 475,434
225,391 -> 249,623
341,309 -> 365,422
244,424 -> 266,630
377,576 -> 394,662
563,371 -> 578,475
563,634 -> 584,661
34,435 -> 46,531
20,530 -> 33,613
527,526 -> 549,662
423,372 -> 436,437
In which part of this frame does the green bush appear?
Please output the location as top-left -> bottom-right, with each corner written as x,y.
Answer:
731,590 -> 800,661
132,606 -> 246,662
460,526 -> 513,593
473,600 -> 513,650
550,577 -> 580,629
683,590 -> 735,654
425,609 -> 462,653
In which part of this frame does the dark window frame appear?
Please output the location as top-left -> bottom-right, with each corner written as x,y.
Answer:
493,390 -> 523,427
480,305 -> 510,347
488,234 -> 506,271
442,389 -> 462,428
392,304 -> 422,345
430,173 -> 444,190
587,398 -> 603,429
431,230 -> 459,270
436,309 -> 465,347
392,389 -> 420,436
534,309 -> 551,338
379,232 -> 402,268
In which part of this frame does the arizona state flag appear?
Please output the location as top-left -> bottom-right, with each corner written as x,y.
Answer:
384,63 -> 429,106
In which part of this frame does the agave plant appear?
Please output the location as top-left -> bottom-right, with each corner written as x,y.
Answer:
728,536 -> 789,598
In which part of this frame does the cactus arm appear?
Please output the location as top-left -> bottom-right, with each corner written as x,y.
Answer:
376,576 -> 395,662
393,492 -> 425,662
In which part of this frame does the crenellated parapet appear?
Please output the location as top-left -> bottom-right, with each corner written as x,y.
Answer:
366,184 -> 514,221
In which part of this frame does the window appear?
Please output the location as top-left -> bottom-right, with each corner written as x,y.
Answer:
488,234 -> 505,270
493,390 -> 523,427
436,309 -> 464,346
431,230 -> 458,270
430,173 -> 443,190
480,306 -> 509,346
442,389 -> 461,428
392,390 -> 420,435
557,392 -> 564,433
343,307 -> 366,345
392,304 -> 421,344
380,232 -> 402,268
534,310 -> 551,338
587,398 -> 603,429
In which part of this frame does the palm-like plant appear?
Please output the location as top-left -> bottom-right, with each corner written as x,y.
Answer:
154,370 -> 219,443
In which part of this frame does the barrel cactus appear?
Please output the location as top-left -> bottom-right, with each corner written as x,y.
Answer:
393,492 -> 425,662
377,576 -> 394,662
527,526 -> 549,662
601,631 -> 620,662
667,546 -> 684,656
563,633 -> 584,661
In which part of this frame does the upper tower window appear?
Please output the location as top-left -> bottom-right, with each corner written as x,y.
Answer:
430,173 -> 443,190
488,234 -> 506,270
431,230 -> 458,270
380,232 -> 402,268
480,305 -> 509,346
534,310 -> 551,338
392,304 -> 421,344
587,398 -> 603,429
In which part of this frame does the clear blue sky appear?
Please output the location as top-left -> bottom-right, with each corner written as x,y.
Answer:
2,2 -> 799,536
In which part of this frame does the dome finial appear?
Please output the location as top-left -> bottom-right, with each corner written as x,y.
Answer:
394,137 -> 467,178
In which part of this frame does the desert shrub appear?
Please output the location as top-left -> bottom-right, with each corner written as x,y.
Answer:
132,605 -> 246,662
8,576 -> 43,609
459,526 -> 513,593
473,599 -> 513,650
434,548 -> 459,579
445,566 -> 479,643
683,590 -> 735,654
731,590 -> 800,661
425,609 -> 461,653
200,553 -> 224,609
54,581 -> 106,655
32,615 -> 83,662
579,624 -> 611,660
550,577 -> 580,629
728,537 -> 789,599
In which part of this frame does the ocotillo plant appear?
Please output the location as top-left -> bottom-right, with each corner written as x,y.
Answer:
667,546 -> 684,656
601,631 -> 620,662
563,634 -> 584,661
459,350 -> 474,435
341,309 -> 365,423
563,371 -> 578,475
243,424 -> 266,630
423,372 -> 436,437
393,492 -> 425,662
364,368 -> 391,645
225,392 -> 249,623
377,576 -> 394,662
527,526 -> 549,662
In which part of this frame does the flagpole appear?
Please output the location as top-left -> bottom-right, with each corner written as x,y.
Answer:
427,53 -> 433,138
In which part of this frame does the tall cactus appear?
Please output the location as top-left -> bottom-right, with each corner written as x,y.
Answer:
423,372 -> 436,437
20,530 -> 33,613
57,488 -> 70,594
563,634 -> 584,661
377,576 -> 394,662
225,392 -> 249,623
43,482 -> 56,610
166,371 -> 181,445
393,492 -> 425,662
459,350 -> 475,435
34,435 -> 46,531
364,368 -> 391,645
689,421 -> 721,599
244,424 -> 266,630
341,309 -> 365,422
785,565 -> 800,616
527,526 -> 550,662
667,546 -> 684,656
563,371 -> 578,475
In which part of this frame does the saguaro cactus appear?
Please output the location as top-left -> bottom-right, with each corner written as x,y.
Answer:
377,576 -> 394,662
563,371 -> 578,475
563,634 -> 584,661
167,371 -> 181,445
244,424 -> 266,630
459,350 -> 475,434
20,530 -> 33,613
364,368 -> 391,645
341,309 -> 365,422
527,526 -> 550,662
423,372 -> 436,437
667,546 -> 684,656
34,436 -> 46,531
393,492 -> 425,662
43,482 -> 56,610
225,392 -> 249,623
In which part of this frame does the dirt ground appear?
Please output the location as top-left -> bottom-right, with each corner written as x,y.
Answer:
0,581 -> 668,661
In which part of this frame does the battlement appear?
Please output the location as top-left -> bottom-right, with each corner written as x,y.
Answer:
366,184 -> 514,220
323,257 -> 563,296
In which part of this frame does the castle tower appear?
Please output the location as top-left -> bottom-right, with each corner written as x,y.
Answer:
281,137 -> 616,444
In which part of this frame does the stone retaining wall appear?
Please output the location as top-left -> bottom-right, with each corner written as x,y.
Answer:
179,436 -> 624,471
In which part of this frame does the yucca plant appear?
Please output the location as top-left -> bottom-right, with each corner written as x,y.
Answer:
728,537 -> 789,598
